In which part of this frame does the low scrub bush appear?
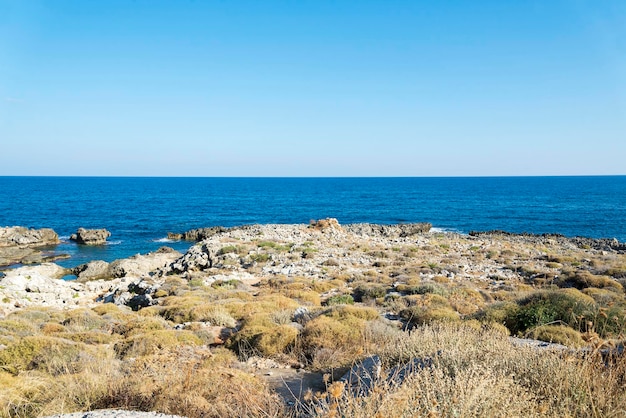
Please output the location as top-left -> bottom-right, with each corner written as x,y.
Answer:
399,306 -> 460,327
510,289 -> 596,335
302,315 -> 368,369
352,283 -> 388,302
324,294 -> 354,306
0,336 -> 90,375
114,330 -> 202,359
526,325 -> 586,347
228,315 -> 299,358
558,271 -> 623,291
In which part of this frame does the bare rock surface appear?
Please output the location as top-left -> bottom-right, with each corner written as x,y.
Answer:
108,247 -> 181,278
0,246 -> 183,314
70,228 -> 112,245
0,226 -> 64,266
72,260 -> 111,281
0,226 -> 59,247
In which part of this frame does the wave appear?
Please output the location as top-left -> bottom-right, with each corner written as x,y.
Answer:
153,237 -> 178,243
430,227 -> 464,234
106,240 -> 123,245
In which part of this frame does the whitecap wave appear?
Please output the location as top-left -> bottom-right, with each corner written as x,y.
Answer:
153,237 -> 177,243
107,240 -> 123,245
59,235 -> 70,240
430,227 -> 464,234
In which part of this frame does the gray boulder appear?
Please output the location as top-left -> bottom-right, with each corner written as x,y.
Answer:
70,228 -> 111,245
72,260 -> 111,282
169,242 -> 217,273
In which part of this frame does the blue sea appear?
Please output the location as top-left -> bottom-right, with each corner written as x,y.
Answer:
1,176 -> 625,268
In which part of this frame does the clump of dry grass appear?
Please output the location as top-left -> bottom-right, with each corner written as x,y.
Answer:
301,323 -> 626,417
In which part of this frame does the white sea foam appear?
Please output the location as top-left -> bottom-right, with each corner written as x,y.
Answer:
430,227 -> 464,235
154,237 -> 177,243
59,235 -> 70,240
106,240 -> 122,245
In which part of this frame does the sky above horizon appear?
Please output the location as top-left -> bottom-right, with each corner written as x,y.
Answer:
1,0 -> 625,176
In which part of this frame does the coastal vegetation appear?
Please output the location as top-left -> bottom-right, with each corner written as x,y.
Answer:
1,221 -> 626,417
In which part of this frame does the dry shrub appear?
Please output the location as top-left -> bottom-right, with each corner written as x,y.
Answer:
0,346 -> 284,418
399,306 -> 460,327
229,314 -> 299,358
40,322 -> 66,334
325,305 -> 380,321
526,325 -> 586,347
279,289 -> 321,306
0,319 -> 37,339
110,315 -> 170,338
0,336 -> 96,376
583,287 -> 624,304
302,315 -> 370,369
302,323 -> 626,417
6,308 -> 62,327
113,330 -> 202,359
192,305 -> 238,327
61,309 -> 109,332
99,347 -> 286,418
353,283 -> 388,302
559,270 -> 624,291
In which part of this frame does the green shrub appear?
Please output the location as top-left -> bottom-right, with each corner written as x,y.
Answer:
474,301 -> 520,330
324,294 -> 355,306
218,245 -> 240,255
511,289 -> 596,334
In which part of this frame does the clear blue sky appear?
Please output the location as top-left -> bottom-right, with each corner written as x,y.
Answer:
1,0 -> 625,176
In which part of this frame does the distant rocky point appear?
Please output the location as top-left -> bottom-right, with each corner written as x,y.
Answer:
469,230 -> 626,253
70,227 -> 111,245
167,220 -> 432,242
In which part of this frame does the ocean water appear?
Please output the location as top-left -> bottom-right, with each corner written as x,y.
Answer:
1,176 -> 625,268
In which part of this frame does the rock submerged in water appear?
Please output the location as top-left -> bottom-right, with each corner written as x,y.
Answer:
70,228 -> 111,245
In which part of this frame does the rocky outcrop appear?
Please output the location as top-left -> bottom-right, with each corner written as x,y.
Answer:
72,260 -> 111,282
167,226 -> 232,241
169,242 -> 218,273
0,226 -> 65,267
344,222 -> 432,237
469,230 -> 626,254
0,226 -> 59,247
0,263 -> 85,312
70,228 -> 111,245
109,247 -> 182,278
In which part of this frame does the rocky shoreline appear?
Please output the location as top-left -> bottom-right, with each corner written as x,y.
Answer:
2,220 -> 626,416
1,221 -> 625,316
